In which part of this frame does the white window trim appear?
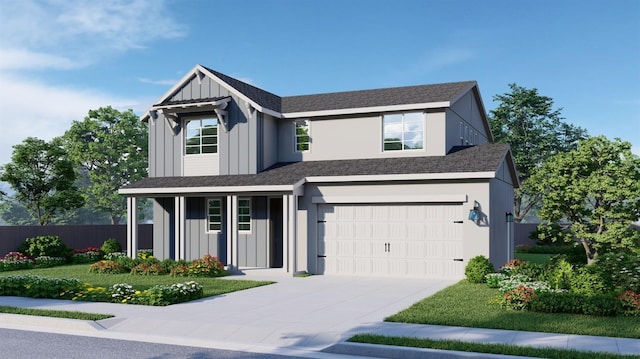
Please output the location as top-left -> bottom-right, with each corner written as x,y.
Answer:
206,198 -> 223,233
294,119 -> 310,152
238,197 -> 251,233
382,112 -> 425,152
184,116 -> 219,156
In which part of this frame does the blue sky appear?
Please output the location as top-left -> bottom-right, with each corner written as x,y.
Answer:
0,0 -> 638,178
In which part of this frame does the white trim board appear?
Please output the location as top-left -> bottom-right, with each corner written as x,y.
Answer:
312,194 -> 467,204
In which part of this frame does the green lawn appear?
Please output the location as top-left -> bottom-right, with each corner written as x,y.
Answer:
385,280 -> 640,339
514,252 -> 556,264
0,305 -> 113,321
350,334 -> 640,359
0,264 -> 274,298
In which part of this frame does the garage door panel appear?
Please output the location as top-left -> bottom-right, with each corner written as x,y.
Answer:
319,203 -> 465,279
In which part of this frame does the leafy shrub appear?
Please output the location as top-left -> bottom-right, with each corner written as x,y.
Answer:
499,258 -> 526,273
485,273 -> 508,288
137,250 -> 154,260
617,290 -> 640,317
498,274 -> 553,295
596,251 -> 640,292
570,265 -> 613,296
19,235 -> 71,260
528,291 -> 619,316
546,256 -> 573,290
465,256 -> 494,283
188,254 -> 225,277
112,256 -> 137,271
34,256 -> 66,268
109,283 -> 136,303
72,247 -> 103,264
0,252 -> 34,271
89,260 -> 126,274
0,275 -> 82,299
104,252 -> 126,261
101,239 -> 122,255
130,263 -> 167,276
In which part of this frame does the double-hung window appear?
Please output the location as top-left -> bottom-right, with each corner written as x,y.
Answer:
382,112 -> 424,151
295,120 -> 310,152
185,118 -> 218,155
207,198 -> 222,232
238,198 -> 251,232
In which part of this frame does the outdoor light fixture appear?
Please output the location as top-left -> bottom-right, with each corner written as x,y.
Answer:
468,201 -> 480,221
506,212 -> 514,223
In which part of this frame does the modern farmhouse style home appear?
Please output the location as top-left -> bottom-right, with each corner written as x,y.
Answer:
120,64 -> 518,279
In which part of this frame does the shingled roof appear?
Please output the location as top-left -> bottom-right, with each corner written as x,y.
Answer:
121,144 -> 512,194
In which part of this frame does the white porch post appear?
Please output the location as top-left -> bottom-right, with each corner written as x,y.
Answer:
283,194 -> 298,274
226,195 -> 238,271
174,196 -> 185,260
282,194 -> 289,272
126,197 -> 138,258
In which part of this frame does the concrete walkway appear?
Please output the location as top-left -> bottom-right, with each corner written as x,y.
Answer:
0,271 -> 638,358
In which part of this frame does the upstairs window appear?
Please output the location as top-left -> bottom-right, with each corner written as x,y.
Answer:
295,120 -> 310,152
383,112 -> 424,151
207,198 -> 222,232
238,198 -> 251,232
185,118 -> 218,155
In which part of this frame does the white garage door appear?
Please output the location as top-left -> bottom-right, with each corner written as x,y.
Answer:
317,203 -> 465,279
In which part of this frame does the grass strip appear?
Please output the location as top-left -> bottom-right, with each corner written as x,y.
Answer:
385,280 -> 640,339
0,305 -> 113,321
349,334 -> 640,359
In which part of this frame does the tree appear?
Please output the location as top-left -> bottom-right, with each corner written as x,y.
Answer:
530,136 -> 640,264
489,83 -> 588,222
64,106 -> 148,224
0,137 -> 84,225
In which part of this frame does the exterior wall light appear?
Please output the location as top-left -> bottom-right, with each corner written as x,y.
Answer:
468,201 -> 480,221
506,212 -> 514,223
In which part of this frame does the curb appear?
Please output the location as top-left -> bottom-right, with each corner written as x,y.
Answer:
323,342 -> 535,359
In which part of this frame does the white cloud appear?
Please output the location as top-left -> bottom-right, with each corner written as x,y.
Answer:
0,0 -> 186,70
419,48 -> 475,73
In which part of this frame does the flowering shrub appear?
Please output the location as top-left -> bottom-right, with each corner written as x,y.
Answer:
0,252 -> 34,271
617,290 -> 640,317
500,258 -> 526,273
596,252 -> 640,292
89,260 -> 126,274
137,250 -> 154,260
0,275 -> 82,299
132,281 -> 203,306
188,254 -> 225,277
71,283 -> 110,302
170,264 -> 190,277
502,285 -> 537,310
34,256 -> 66,268
110,283 -> 136,303
104,252 -> 127,261
72,247 -> 103,264
130,263 -> 167,275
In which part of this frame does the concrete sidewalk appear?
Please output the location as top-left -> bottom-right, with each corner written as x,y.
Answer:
0,272 -> 638,358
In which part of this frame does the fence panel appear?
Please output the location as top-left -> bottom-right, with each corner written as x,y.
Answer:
0,225 -> 152,257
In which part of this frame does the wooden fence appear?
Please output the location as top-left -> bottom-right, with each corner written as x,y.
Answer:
0,224 -> 153,257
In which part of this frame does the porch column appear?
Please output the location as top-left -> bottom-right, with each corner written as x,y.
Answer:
283,194 -> 298,274
226,195 -> 238,270
174,196 -> 185,260
126,197 -> 138,258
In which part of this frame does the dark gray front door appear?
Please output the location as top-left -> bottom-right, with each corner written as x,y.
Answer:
269,198 -> 283,268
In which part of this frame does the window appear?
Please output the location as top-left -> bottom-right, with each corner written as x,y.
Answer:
295,120 -> 310,152
383,112 -> 424,151
185,118 -> 218,155
207,198 -> 222,232
238,198 -> 251,232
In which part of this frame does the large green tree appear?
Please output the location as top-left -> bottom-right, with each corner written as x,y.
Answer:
0,137 -> 84,225
64,106 -> 148,224
530,136 -> 640,264
489,83 -> 588,222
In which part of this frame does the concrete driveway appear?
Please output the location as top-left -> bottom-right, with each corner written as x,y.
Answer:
0,271 -> 456,356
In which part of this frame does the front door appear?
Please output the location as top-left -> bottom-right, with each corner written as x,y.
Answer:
269,198 -> 284,268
